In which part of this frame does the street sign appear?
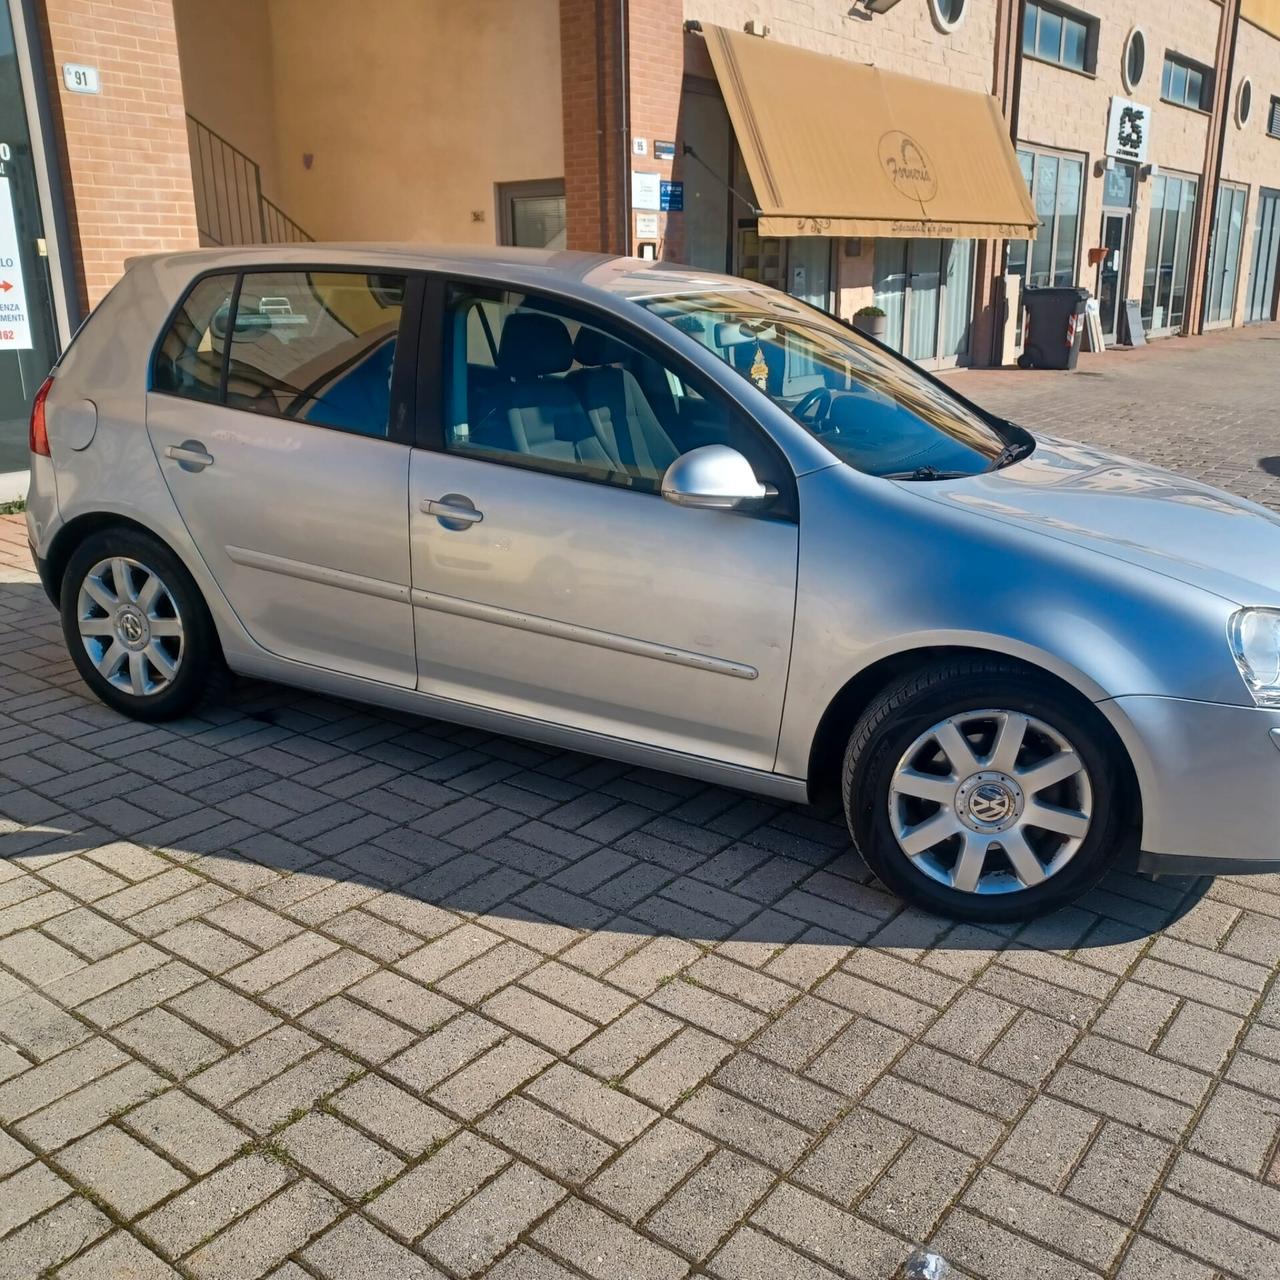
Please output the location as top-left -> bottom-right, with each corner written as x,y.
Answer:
0,177 -> 33,350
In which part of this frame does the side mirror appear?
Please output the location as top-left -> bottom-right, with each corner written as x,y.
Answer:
661,444 -> 775,511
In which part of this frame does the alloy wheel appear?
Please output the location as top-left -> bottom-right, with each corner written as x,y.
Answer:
887,708 -> 1093,895
76,556 -> 185,696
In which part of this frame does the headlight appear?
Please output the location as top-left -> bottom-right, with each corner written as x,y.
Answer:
1229,608 -> 1280,707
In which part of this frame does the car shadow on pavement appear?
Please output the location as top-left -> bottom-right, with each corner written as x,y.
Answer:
1260,456 -> 1280,478
1,578 -> 1211,955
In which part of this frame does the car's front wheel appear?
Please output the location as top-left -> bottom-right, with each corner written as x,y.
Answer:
61,527 -> 227,721
842,659 -> 1126,922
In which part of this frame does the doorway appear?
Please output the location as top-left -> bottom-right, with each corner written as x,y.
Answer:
873,238 -> 975,370
1097,212 -> 1130,342
1245,188 -> 1280,324
1204,183 -> 1248,329
1141,173 -> 1199,337
734,227 -> 834,309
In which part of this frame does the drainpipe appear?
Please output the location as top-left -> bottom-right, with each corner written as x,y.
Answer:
594,0 -> 611,253
1185,0 -> 1243,336
617,0 -> 631,255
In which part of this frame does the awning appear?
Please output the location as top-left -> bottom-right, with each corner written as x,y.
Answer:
701,23 -> 1039,240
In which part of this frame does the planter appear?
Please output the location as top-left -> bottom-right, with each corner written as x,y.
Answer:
853,313 -> 887,341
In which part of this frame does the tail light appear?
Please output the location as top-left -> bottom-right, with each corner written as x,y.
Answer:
28,374 -> 53,457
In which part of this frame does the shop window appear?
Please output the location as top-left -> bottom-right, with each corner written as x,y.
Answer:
1141,173 -> 1199,334
1007,147 -> 1084,289
929,0 -> 967,32
1123,29 -> 1146,92
1161,53 -> 1213,112
1023,2 -> 1097,74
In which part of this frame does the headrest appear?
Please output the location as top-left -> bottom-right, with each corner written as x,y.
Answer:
497,312 -> 573,378
572,326 -> 630,368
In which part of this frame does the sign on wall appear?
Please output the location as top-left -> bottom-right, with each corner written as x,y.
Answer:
1106,96 -> 1151,165
0,177 -> 33,351
62,63 -> 101,94
632,171 -> 661,211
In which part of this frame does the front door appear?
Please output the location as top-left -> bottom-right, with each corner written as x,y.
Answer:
874,238 -> 975,370
408,281 -> 798,771
146,267 -> 419,687
1098,212 -> 1129,342
1246,189 -> 1280,324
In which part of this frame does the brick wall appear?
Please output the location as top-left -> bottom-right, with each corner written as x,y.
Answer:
39,0 -> 199,309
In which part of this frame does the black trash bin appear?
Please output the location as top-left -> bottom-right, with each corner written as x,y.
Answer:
1018,286 -> 1090,370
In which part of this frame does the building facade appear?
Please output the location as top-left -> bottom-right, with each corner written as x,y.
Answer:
1,0 -> 1279,493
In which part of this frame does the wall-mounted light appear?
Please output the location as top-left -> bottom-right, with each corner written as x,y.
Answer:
858,0 -> 904,14
1094,156 -> 1116,178
1140,162 -> 1160,181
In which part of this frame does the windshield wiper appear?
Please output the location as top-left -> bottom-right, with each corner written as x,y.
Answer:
990,439 -> 1035,471
883,466 -> 968,481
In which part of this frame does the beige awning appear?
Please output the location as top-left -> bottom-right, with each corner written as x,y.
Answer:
702,24 -> 1038,240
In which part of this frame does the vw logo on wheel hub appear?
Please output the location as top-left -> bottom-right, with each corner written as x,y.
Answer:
115,606 -> 149,650
956,771 -> 1024,833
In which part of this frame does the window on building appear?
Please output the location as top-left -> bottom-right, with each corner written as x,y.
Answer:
1007,148 -> 1085,289
1124,29 -> 1146,91
1022,2 -> 1096,74
1141,173 -> 1199,334
1161,53 -> 1213,112
1269,95 -> 1280,139
224,271 -> 407,438
929,0 -> 967,31
1238,79 -> 1253,128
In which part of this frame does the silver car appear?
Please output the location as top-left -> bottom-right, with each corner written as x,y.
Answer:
24,246 -> 1280,922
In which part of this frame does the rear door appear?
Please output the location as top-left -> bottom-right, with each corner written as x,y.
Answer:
146,267 -> 420,687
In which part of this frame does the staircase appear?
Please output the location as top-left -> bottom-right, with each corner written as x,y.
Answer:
186,115 -> 312,248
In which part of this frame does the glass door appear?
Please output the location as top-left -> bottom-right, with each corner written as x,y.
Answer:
873,238 -> 974,370
0,5 -> 63,477
1204,184 -> 1248,328
1141,173 -> 1199,337
1098,212 -> 1129,342
1246,189 -> 1280,324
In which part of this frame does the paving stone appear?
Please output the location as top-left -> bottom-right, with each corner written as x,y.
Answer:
229,1048 -> 359,1134
40,907 -> 135,962
280,1111 -> 404,1198
675,1085 -> 809,1171
479,1094 -> 613,1183
383,1012 -> 503,1095
139,1153 -> 293,1257
121,1088 -> 248,1176
0,1160 -> 71,1237
17,1060 -> 165,1152
864,1074 -> 1005,1159
1146,1191 -> 1278,1278
54,1125 -> 187,1219
646,1149 -> 774,1260
366,1131 -> 509,1241
623,1026 -> 734,1109
166,980 -> 281,1046
0,1195 -> 112,1279
424,1161 -> 565,1275
570,1003 -> 679,1078
346,970 -> 459,1033
993,1095 -> 1097,1191
860,1134 -> 976,1238
0,992 -> 90,1060
114,1007 -> 224,1077
484,1245 -> 579,1279
793,1107 -> 910,1205
298,994 -> 418,1064
532,1196 -> 684,1280
184,1178 -> 341,1280
585,1117 -> 714,1221
1186,1081 -> 1280,1175
430,1036 -> 554,1121
931,1205 -> 1098,1280
301,1214 -> 445,1279
1115,1235 -> 1217,1280
708,1224 -> 844,1280
319,1064 -> 449,1151
481,986 -> 594,1053
526,1062 -> 657,1144
55,1229 -> 182,1279
186,1026 -> 318,1108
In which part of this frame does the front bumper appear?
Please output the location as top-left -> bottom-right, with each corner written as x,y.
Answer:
1109,695 -> 1280,875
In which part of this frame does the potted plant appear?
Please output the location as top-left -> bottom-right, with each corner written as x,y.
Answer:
853,305 -> 887,340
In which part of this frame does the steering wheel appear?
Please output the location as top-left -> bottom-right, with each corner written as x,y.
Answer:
793,387 -> 833,428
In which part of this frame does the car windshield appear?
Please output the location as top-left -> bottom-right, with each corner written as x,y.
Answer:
635,286 -> 1015,479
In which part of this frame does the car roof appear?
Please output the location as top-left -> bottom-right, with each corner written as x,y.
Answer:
131,243 -> 755,307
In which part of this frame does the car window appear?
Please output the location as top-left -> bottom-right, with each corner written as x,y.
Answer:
638,287 -> 1014,480
224,270 -> 406,438
443,284 -> 783,497
151,273 -> 236,403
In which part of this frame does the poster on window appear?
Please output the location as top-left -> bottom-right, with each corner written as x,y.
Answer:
0,177 -> 32,351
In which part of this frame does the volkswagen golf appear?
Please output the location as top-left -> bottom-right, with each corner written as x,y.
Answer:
24,245 -> 1280,921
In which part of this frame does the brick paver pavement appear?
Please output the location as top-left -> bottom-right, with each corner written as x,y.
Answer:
2,325 -> 1280,1278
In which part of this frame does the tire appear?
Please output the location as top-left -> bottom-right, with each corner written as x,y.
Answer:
842,658 -> 1127,922
60,526 -> 229,721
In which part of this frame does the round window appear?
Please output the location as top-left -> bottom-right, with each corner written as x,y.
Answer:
1123,29 -> 1146,92
1238,78 -> 1254,127
929,0 -> 967,33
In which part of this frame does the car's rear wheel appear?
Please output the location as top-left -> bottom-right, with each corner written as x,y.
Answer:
61,527 -> 227,721
842,658 -> 1126,922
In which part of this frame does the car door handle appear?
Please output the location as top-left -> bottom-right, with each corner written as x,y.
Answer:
165,441 -> 214,472
421,495 -> 483,527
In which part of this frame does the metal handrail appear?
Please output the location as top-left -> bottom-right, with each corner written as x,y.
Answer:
185,115 -> 313,246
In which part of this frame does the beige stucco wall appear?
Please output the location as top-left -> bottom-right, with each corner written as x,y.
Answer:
1018,0 -> 1223,318
173,0 -> 280,200
176,0 -> 564,242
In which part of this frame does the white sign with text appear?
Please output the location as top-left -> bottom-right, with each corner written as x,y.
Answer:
0,178 -> 33,350
1106,96 -> 1151,164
